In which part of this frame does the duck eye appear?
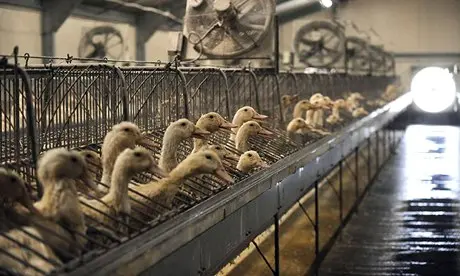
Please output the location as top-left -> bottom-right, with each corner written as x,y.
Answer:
123,128 -> 130,132
205,155 -> 212,160
70,156 -> 78,163
86,154 -> 92,159
215,146 -> 221,150
10,177 -> 16,183
249,123 -> 254,127
243,109 -> 248,112
209,115 -> 214,119
134,152 -> 142,157
180,122 -> 187,127
247,153 -> 252,157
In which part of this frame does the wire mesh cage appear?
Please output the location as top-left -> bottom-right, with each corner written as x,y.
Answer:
0,53 -> 400,275
26,64 -> 127,152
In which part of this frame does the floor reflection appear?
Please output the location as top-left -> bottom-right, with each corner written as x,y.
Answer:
394,125 -> 460,275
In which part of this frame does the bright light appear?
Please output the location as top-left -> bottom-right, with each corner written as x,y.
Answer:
411,66 -> 457,113
319,0 -> 333,8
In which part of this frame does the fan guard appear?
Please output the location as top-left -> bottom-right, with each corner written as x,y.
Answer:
345,36 -> 371,73
78,26 -> 125,61
184,0 -> 275,58
293,20 -> 346,68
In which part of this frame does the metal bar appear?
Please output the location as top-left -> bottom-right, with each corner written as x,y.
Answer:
367,137 -> 371,184
298,201 -> 315,227
274,213 -> 280,276
355,146 -> 359,200
314,180 -> 319,258
339,160 -> 343,223
251,240 -> 275,274
274,15 -> 280,74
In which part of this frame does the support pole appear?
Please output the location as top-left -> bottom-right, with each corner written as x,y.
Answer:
41,0 -> 83,62
274,213 -> 280,276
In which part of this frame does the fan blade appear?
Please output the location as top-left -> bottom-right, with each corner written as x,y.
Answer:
300,37 -> 316,46
237,0 -> 258,15
202,28 -> 225,51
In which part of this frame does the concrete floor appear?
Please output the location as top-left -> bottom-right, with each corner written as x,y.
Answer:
320,125 -> 460,275
221,131 -> 397,276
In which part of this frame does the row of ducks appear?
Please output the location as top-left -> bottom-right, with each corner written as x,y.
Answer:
283,92 -> 372,137
0,105 -> 279,275
0,86 -> 400,274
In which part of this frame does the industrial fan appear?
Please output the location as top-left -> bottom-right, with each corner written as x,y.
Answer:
182,0 -> 275,67
345,36 -> 371,74
78,26 -> 125,61
293,20 -> 346,68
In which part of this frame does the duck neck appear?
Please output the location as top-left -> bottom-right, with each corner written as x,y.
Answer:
293,105 -> 303,118
105,166 -> 132,209
235,129 -> 250,152
332,106 -> 340,117
159,132 -> 182,173
192,138 -> 207,153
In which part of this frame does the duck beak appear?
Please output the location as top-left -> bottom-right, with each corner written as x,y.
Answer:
138,135 -> 155,149
19,192 -> 40,216
258,161 -> 270,168
220,120 -> 238,130
192,127 -> 211,139
252,113 -> 268,120
215,167 -> 234,184
150,164 -> 169,178
258,128 -> 274,137
81,170 -> 100,195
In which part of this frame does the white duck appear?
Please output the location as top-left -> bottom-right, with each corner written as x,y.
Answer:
230,106 -> 268,141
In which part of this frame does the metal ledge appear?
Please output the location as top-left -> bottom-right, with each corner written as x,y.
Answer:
67,94 -> 412,276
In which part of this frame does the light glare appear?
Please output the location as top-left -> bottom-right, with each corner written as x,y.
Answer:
319,0 -> 333,8
411,66 -> 456,113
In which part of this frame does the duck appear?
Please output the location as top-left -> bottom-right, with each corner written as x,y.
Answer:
77,150 -> 103,197
310,95 -> 333,128
235,121 -> 274,152
230,106 -> 268,141
346,92 -> 365,112
192,112 -> 236,153
352,107 -> 369,118
0,168 -> 38,218
237,151 -> 269,173
281,94 -> 298,122
293,100 -> 313,119
286,118 -> 331,136
305,94 -> 325,126
100,122 -> 146,190
0,148 -> 98,274
201,143 -> 240,162
159,118 -> 210,173
131,150 -> 234,210
33,148 -> 97,254
326,99 -> 346,125
80,147 -> 164,235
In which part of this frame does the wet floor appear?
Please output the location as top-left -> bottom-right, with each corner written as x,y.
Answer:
320,125 -> 460,275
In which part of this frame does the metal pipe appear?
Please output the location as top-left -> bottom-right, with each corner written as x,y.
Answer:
276,0 -> 318,17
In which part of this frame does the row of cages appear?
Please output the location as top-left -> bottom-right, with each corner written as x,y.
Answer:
0,53 -> 397,275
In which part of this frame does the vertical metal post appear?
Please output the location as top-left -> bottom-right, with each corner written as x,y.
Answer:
376,131 -> 380,169
339,160 -> 343,223
274,15 -> 280,74
274,213 -> 280,276
365,137 -> 370,182
383,129 -> 387,159
355,146 -> 359,199
314,180 -> 319,258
